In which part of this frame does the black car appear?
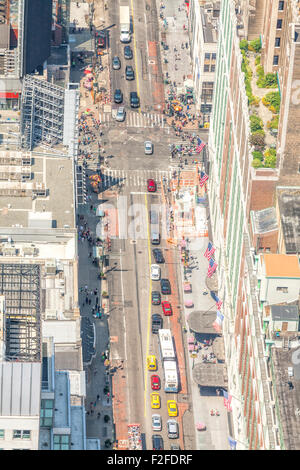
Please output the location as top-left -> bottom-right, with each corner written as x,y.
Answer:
130,91 -> 140,108
160,278 -> 171,295
151,291 -> 161,306
114,89 -> 123,104
153,249 -> 164,264
152,314 -> 163,334
124,45 -> 133,59
125,65 -> 134,80
152,435 -> 164,451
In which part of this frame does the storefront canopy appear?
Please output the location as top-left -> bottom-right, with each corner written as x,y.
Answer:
192,363 -> 227,387
187,310 -> 218,334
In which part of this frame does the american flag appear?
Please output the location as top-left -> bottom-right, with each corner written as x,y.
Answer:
212,310 -> 224,333
207,258 -> 217,278
215,296 -> 223,310
199,171 -> 209,187
195,140 -> 206,153
223,390 -> 232,411
204,242 -> 216,260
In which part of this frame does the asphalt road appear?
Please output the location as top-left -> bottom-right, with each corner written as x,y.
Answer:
102,0 -> 192,450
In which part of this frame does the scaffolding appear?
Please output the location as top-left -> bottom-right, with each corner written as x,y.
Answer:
0,263 -> 41,361
20,75 -> 65,151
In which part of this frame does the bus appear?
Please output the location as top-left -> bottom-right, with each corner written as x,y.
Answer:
158,329 -> 179,392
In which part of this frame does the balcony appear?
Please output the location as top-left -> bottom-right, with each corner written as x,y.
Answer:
240,39 -> 280,169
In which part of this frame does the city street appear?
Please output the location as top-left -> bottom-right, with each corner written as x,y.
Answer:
74,0 -> 227,451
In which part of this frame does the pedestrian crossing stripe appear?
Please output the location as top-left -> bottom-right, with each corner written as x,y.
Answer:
99,111 -> 168,128
99,169 -> 173,188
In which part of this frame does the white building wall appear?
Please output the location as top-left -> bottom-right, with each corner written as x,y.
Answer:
0,416 -> 40,450
260,278 -> 300,304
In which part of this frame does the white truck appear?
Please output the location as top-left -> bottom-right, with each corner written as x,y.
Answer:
120,5 -> 131,43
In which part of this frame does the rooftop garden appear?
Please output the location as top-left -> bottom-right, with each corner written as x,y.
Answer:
240,38 -> 280,169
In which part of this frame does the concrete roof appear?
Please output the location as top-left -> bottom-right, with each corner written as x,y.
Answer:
271,305 -> 299,322
192,362 -> 227,387
54,371 -> 70,429
70,406 -> 86,450
43,320 -> 80,344
0,153 -> 75,230
187,310 -> 218,334
263,254 -> 300,278
0,362 -> 41,416
277,188 -> 300,254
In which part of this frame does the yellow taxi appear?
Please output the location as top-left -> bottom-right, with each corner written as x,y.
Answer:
151,393 -> 161,409
147,355 -> 157,371
167,400 -> 178,417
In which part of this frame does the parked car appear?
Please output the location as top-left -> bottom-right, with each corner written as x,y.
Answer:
151,314 -> 163,334
112,56 -> 121,70
152,414 -> 162,432
130,91 -> 140,108
125,65 -> 135,80
153,248 -> 164,264
147,178 -> 156,192
151,393 -> 161,409
151,264 -> 160,281
144,141 -> 153,155
151,375 -> 161,391
160,278 -> 171,295
167,419 -> 179,439
162,301 -> 172,316
114,89 -> 123,104
167,400 -> 178,417
151,291 -> 161,305
116,106 -> 126,122
124,45 -> 133,59
152,434 -> 163,450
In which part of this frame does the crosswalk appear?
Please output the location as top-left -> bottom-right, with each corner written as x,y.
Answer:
99,168 -> 173,190
99,110 -> 169,129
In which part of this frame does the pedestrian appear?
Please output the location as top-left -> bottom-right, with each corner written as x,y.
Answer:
90,408 -> 94,415
97,412 -> 101,419
89,299 -> 91,305
93,401 -> 97,407
85,297 -> 88,304
97,394 -> 100,401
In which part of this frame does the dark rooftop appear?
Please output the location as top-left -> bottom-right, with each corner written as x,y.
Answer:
277,188 -> 300,254
271,305 -> 299,322
271,348 -> 300,450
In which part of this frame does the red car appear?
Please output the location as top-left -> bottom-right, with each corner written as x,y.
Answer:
162,301 -> 172,316
147,178 -> 156,192
151,375 -> 161,390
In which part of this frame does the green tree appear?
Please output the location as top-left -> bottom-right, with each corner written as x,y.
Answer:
252,158 -> 263,168
249,38 -> 262,52
240,39 -> 248,52
250,115 -> 263,133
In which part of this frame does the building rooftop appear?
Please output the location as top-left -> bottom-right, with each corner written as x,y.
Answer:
70,406 -> 86,450
48,45 -> 69,66
271,305 -> 299,322
0,151 -> 75,230
0,362 -> 41,416
201,6 -> 219,43
271,348 -> 300,450
277,188 -> 300,255
263,254 -> 300,278
251,207 -> 278,234
54,370 -> 70,429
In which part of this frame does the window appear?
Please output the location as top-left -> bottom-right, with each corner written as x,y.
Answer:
211,64 -> 216,72
273,55 -> 279,65
278,1 -> 284,10
204,64 -> 210,72
53,434 -> 70,450
204,53 -> 211,60
40,399 -> 54,427
0,430 -> 4,440
275,37 -> 281,47
212,53 -> 217,60
277,19 -> 282,29
276,287 -> 288,293
13,430 -> 31,440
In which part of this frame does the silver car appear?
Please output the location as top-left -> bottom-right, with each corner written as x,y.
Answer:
167,419 -> 179,439
144,141 -> 153,155
152,414 -> 162,432
116,107 -> 126,122
112,56 -> 121,70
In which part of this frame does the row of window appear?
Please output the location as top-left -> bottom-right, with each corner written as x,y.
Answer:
0,430 -> 31,439
204,64 -> 215,72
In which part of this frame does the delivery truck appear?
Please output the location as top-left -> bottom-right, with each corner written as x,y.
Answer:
120,5 -> 131,43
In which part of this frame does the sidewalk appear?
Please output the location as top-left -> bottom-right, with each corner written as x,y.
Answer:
180,235 -> 230,450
